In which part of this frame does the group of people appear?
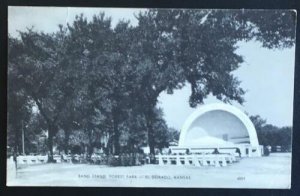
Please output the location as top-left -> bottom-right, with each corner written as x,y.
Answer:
90,152 -> 155,166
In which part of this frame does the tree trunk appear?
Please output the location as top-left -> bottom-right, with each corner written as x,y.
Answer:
48,130 -> 54,162
88,129 -> 94,156
15,127 -> 21,155
112,109 -> 120,155
113,123 -> 120,155
47,124 -> 57,162
145,107 -> 156,163
147,119 -> 155,155
106,136 -> 113,155
64,130 -> 70,154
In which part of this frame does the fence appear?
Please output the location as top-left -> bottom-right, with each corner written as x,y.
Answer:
157,153 -> 238,167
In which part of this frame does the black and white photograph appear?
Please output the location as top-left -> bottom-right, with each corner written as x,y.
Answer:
6,7 -> 296,188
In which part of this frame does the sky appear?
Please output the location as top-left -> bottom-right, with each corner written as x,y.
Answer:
8,7 -> 296,130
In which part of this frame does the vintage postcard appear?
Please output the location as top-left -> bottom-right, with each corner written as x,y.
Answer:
7,7 -> 296,188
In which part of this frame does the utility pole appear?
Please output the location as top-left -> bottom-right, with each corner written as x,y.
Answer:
22,120 -> 25,155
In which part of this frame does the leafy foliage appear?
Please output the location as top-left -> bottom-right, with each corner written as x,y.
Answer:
250,115 -> 292,151
7,10 -> 296,157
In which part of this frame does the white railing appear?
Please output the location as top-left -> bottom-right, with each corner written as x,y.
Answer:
157,153 -> 238,167
17,155 -> 48,164
170,147 -> 239,155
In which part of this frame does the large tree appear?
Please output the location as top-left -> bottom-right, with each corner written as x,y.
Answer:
7,42 -> 33,154
61,14 -> 114,154
133,9 -> 296,155
64,14 -> 145,155
8,28 -> 73,161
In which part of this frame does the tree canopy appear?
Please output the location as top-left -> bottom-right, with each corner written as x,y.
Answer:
8,9 -> 296,158
250,115 -> 292,151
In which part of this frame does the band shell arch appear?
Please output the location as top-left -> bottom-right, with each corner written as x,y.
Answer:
179,103 -> 260,148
